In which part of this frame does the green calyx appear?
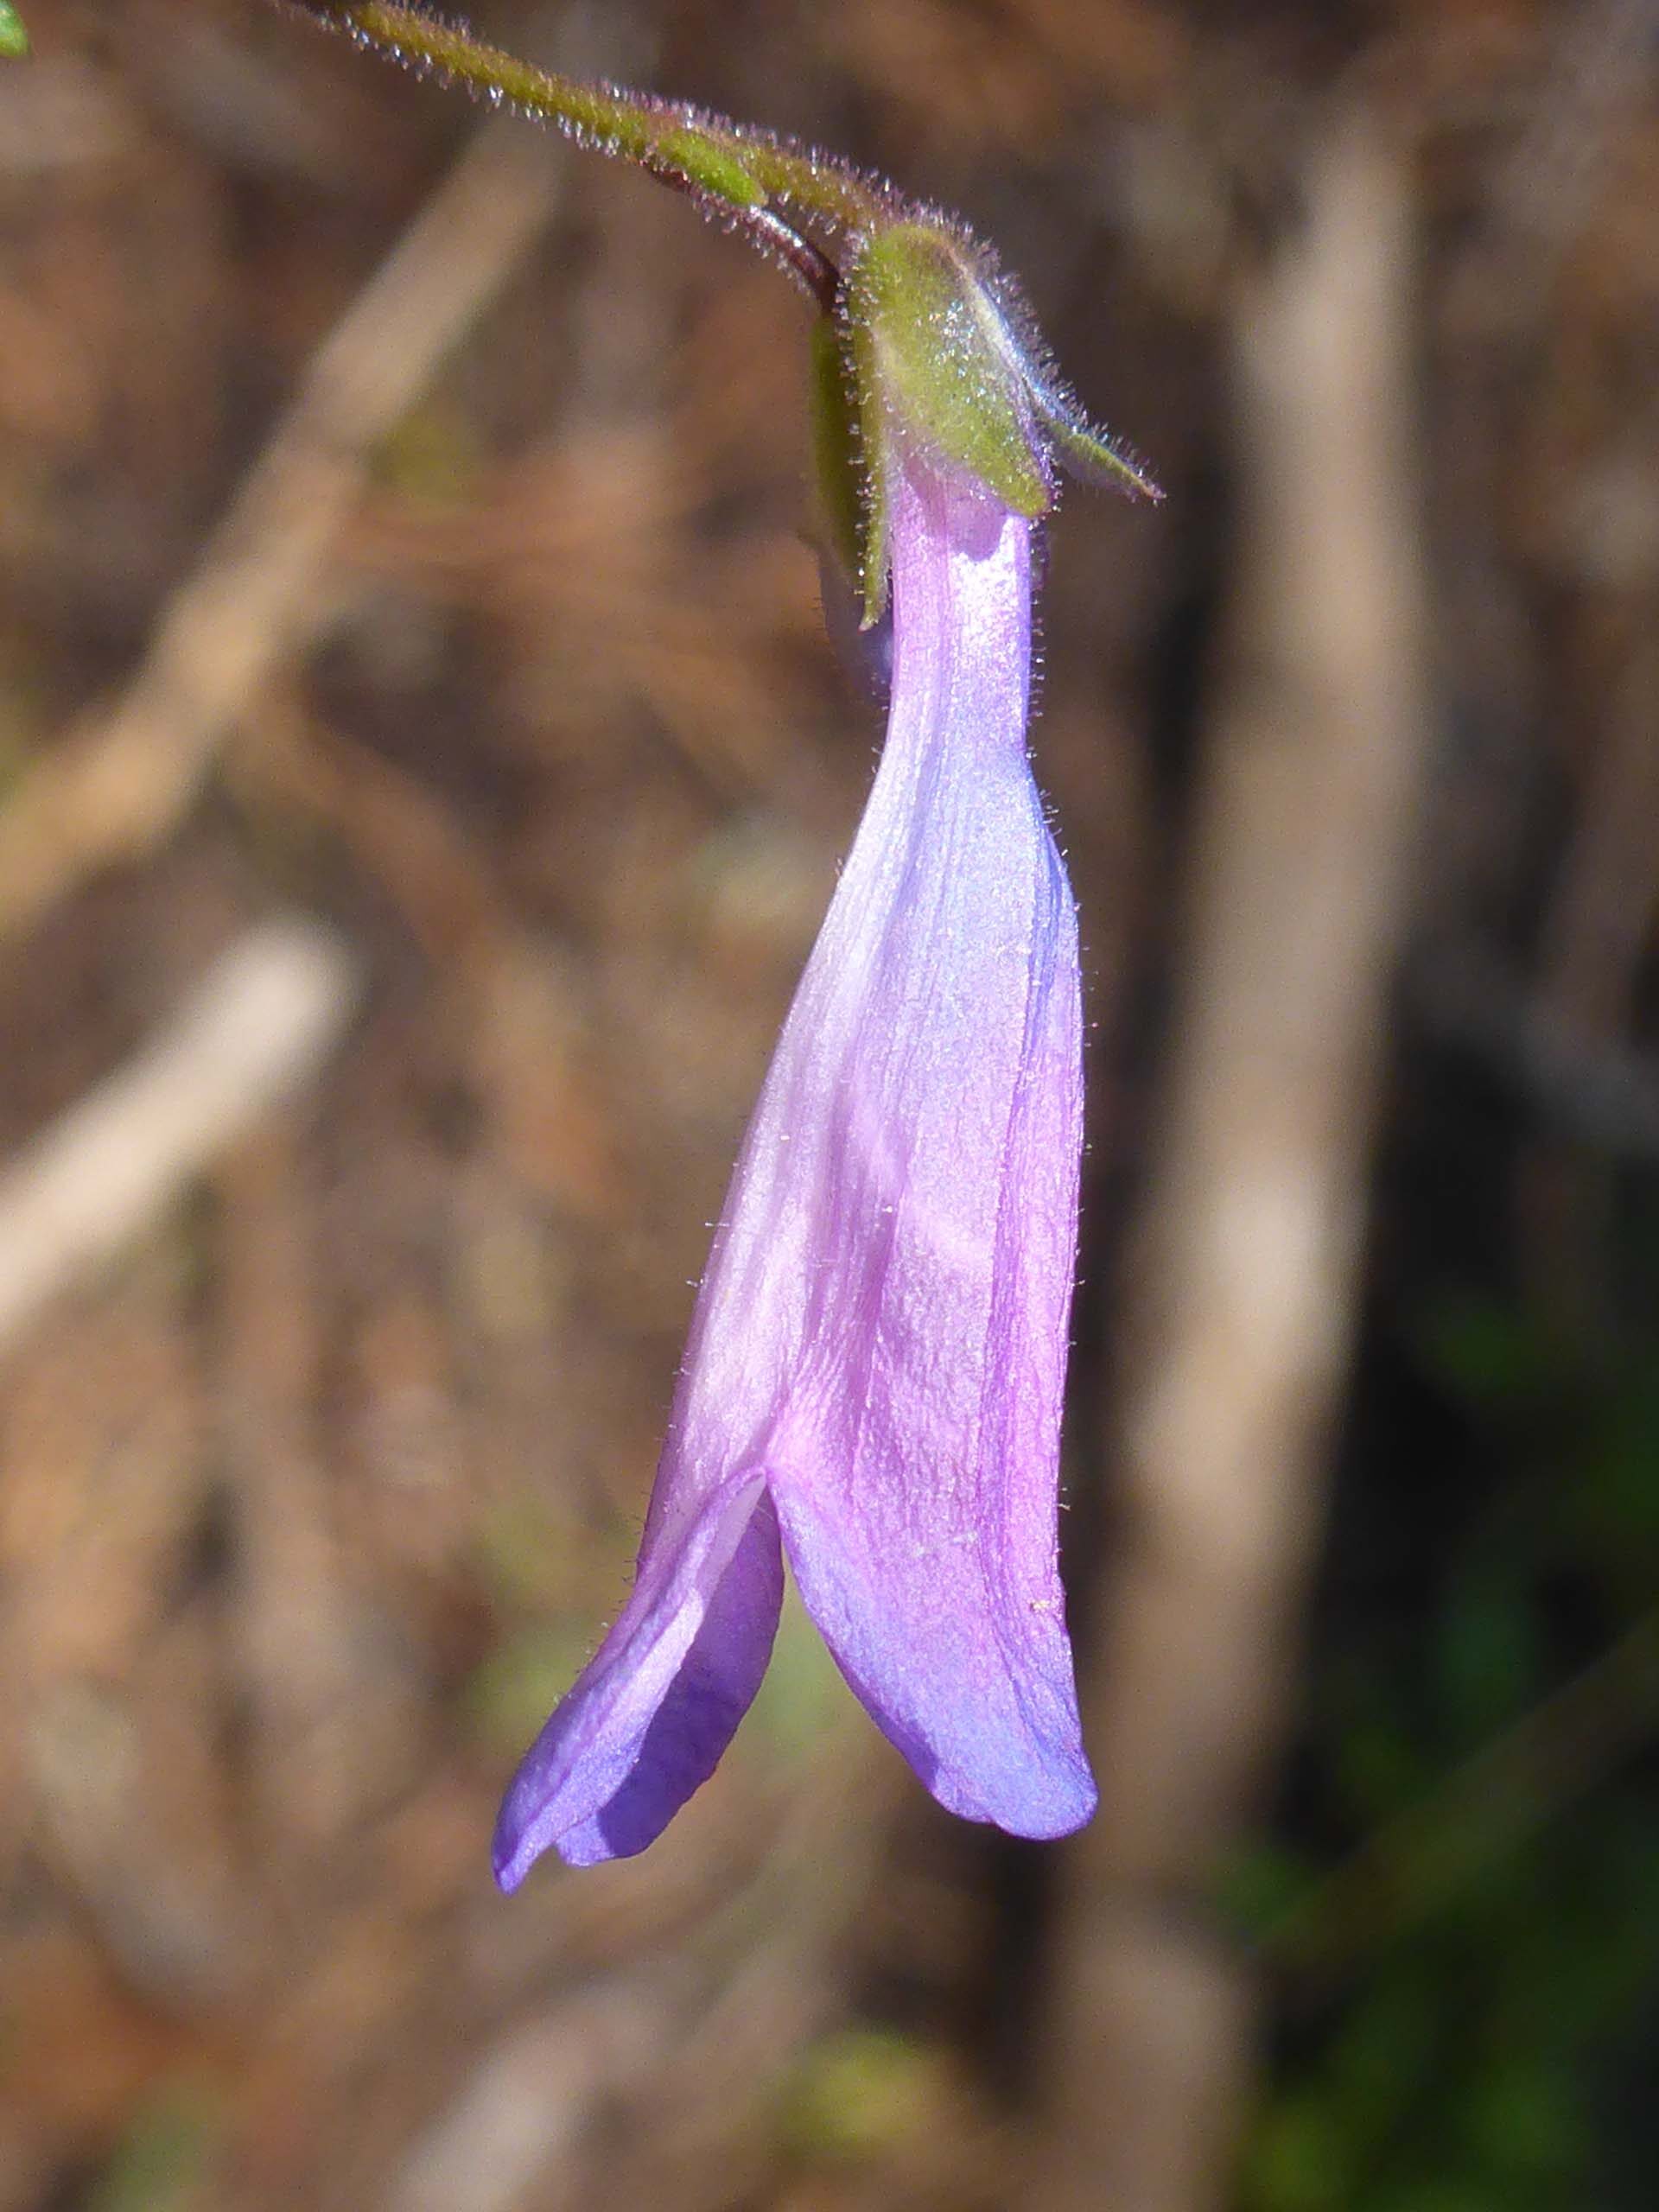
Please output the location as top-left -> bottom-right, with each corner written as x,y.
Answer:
854,227 -> 1052,518
0,5 -> 29,60
818,226 -> 1160,629
810,318 -> 868,602
838,226 -> 1050,628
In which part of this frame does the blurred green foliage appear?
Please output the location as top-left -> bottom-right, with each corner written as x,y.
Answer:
1231,1296 -> 1659,2212
465,1622 -> 599,1751
778,2026 -> 943,2163
86,2092 -> 220,2212
745,1580 -> 848,1758
0,6 -> 27,60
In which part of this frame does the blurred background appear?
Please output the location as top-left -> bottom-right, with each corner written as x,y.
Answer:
0,1 -> 1656,2208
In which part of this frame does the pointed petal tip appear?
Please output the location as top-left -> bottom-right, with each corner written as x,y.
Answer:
492,1764 -> 656,1883
493,1809 -> 628,1885
492,1846 -> 529,1896
491,1787 -> 553,1891
490,1484 -> 785,1888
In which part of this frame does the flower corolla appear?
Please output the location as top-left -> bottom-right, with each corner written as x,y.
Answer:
495,424 -> 1099,1878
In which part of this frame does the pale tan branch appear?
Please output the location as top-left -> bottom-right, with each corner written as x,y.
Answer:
1028,108 -> 1434,2212
0,918 -> 358,1351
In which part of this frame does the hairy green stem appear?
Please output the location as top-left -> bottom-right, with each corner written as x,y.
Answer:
285,3 -> 888,240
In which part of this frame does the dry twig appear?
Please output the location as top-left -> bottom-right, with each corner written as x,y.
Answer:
0,115 -> 566,945
0,918 -> 358,1351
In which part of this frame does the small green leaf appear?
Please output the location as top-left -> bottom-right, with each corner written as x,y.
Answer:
0,5 -> 29,60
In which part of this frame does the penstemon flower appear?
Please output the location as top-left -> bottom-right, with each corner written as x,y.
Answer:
283,3 -> 1159,1878
499,437 -> 1090,1874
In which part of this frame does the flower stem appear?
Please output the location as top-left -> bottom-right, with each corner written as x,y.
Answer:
283,2 -> 887,247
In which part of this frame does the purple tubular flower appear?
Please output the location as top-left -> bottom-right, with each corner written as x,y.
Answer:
493,444 -> 1094,1883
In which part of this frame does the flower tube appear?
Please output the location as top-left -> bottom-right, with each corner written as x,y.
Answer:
494,441 -> 1093,1880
